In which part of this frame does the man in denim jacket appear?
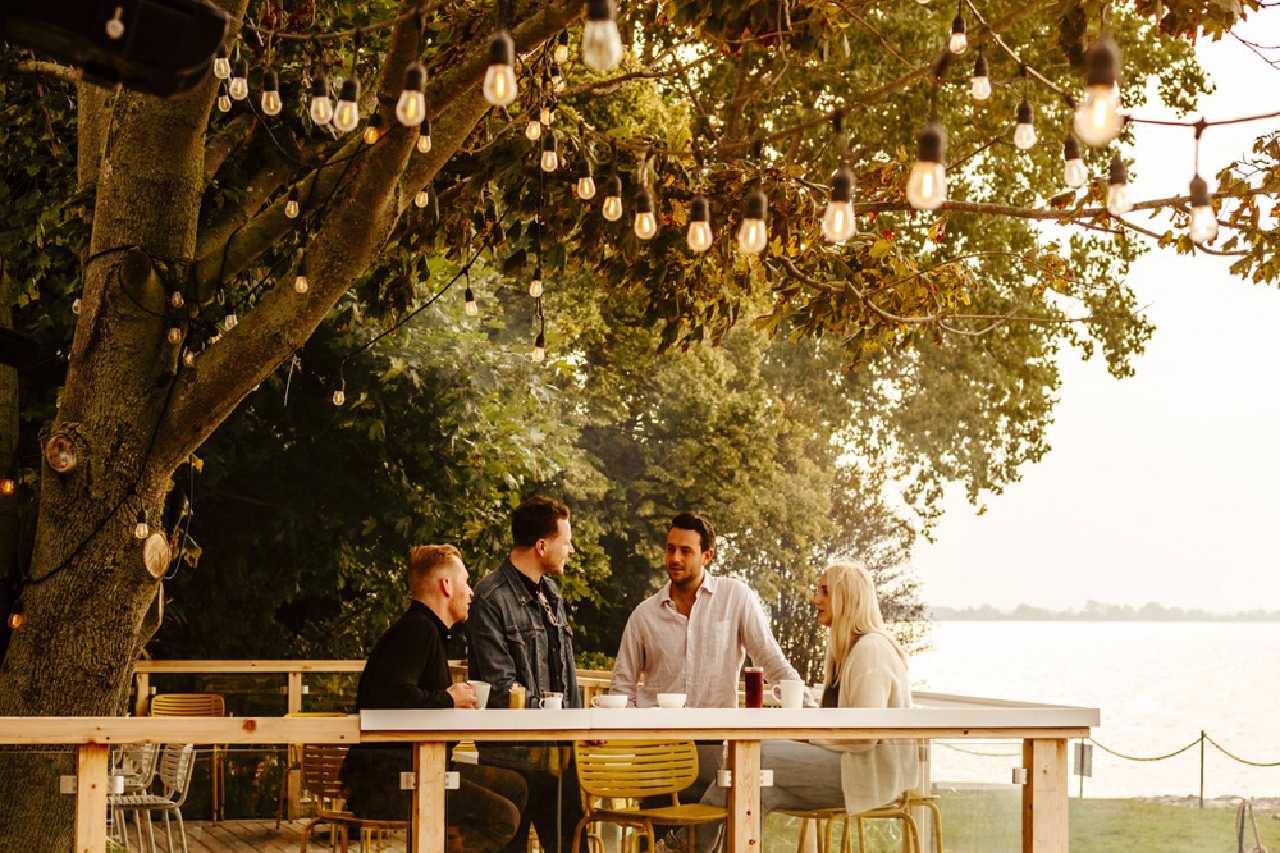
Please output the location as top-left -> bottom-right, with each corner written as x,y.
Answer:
467,495 -> 583,852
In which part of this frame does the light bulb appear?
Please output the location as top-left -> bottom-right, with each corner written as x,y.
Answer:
332,389 -> 345,406
1106,153 -> 1132,215
737,189 -> 769,255
1074,39 -> 1124,146
333,79 -> 360,132
602,175 -> 623,221
223,312 -> 238,331
213,47 -> 231,80
363,115 -> 383,145
396,63 -> 427,126
531,333 -> 547,364
687,196 -> 712,253
260,70 -> 282,116
906,123 -> 947,210
483,32 -> 518,106
540,102 -> 554,125
555,31 -> 570,64
293,274 -> 309,294
135,511 -> 149,540
525,119 -> 543,141
633,190 -> 657,240
183,350 -> 196,367
218,92 -> 232,113
582,0 -> 624,71
285,189 -> 300,219
308,75 -> 333,124
1013,100 -> 1036,150
167,327 -> 182,344
72,298 -> 82,315
1062,136 -> 1087,188
104,5 -> 125,38
464,287 -> 479,315
416,123 -> 432,153
540,133 -> 559,172
170,291 -> 184,309
949,14 -> 967,54
0,478 -> 14,496
550,65 -> 565,93
229,60 -> 249,100
576,175 -> 596,200
415,189 -> 430,209
970,52 -> 991,101
822,166 -> 857,243
1188,175 -> 1217,243
529,269 -> 544,298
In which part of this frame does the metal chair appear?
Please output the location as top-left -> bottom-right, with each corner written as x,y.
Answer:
854,791 -> 942,853
111,743 -> 196,853
110,743 -> 161,851
775,807 -> 851,853
298,742 -> 407,853
570,740 -> 727,853
149,692 -> 227,821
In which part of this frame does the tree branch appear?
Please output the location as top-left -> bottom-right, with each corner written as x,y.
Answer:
15,60 -> 81,84
859,186 -> 1272,221
203,114 -> 258,181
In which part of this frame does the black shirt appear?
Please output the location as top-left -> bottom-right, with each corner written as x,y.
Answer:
514,569 -> 564,696
355,600 -> 455,710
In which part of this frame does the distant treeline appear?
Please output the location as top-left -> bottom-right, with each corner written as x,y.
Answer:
930,601 -> 1280,622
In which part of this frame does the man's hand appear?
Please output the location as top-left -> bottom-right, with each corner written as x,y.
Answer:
447,681 -> 478,709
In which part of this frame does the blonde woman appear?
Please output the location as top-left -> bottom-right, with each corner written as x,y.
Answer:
697,561 -> 920,850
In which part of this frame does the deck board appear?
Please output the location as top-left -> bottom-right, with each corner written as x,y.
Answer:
142,819 -> 409,852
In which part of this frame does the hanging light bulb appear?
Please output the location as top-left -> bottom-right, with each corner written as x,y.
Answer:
575,158 -> 596,200
414,188 -> 430,208
525,116 -> 543,140
602,174 -> 624,221
332,388 -> 345,406
822,165 -> 857,244
687,196 -> 713,253
1106,152 -> 1132,215
464,287 -> 479,316
1188,174 -> 1218,243
170,290 -> 184,309
550,64 -> 565,93
260,69 -> 282,116
1062,135 -> 1087,188
308,74 -> 333,124
633,189 -> 657,240
7,601 -> 25,631
229,60 -> 249,100
737,188 -> 769,255
540,133 -> 559,172
217,84 -> 232,113
333,79 -> 360,132
396,62 -> 427,126
1013,99 -> 1037,150
1074,38 -> 1124,147
285,187 -> 300,219
167,326 -> 182,345
363,114 -> 385,146
970,51 -> 991,101
134,509 -> 150,540
906,123 -> 947,210
531,331 -> 547,363
540,101 -> 555,126
417,118 -> 433,153
223,312 -> 238,331
582,0 -> 624,72
293,274 -> 309,294
529,267 -> 544,298
213,45 -> 231,80
183,349 -> 197,367
483,31 -> 518,106
555,30 -> 570,64
0,477 -> 14,496
949,13 -> 967,54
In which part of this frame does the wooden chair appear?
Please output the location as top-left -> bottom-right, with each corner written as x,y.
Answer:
570,740 -> 727,853
298,743 -> 407,853
274,711 -> 350,829
149,693 -> 227,822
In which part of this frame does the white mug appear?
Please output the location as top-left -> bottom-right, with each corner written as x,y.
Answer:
656,692 -> 687,708
592,694 -> 628,709
771,679 -> 806,709
541,693 -> 563,710
467,680 -> 491,709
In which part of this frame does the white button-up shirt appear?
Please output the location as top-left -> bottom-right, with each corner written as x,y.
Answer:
609,572 -> 805,708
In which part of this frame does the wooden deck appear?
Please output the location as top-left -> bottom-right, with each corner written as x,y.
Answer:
168,820 -> 407,852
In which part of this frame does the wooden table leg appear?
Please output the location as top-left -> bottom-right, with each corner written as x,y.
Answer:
726,739 -> 761,853
76,743 -> 109,853
1022,738 -> 1068,853
413,742 -> 447,853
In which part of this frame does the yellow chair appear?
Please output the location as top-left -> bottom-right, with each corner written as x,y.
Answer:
570,740 -> 727,853
776,807 -> 851,853
149,693 -> 227,821
854,791 -> 943,853
298,743 -> 407,853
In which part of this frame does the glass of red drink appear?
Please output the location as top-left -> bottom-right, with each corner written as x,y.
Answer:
744,666 -> 764,708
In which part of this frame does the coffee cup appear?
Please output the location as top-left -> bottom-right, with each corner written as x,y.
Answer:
771,679 -> 806,709
467,680 -> 491,709
542,692 -> 564,711
592,694 -> 628,709
656,693 -> 687,709
508,683 -> 527,709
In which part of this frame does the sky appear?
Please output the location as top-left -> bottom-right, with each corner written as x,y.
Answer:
911,15 -> 1280,612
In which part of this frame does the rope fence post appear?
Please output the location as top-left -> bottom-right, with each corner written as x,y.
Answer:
1199,730 -> 1206,809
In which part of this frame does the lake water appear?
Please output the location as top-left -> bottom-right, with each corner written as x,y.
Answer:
911,621 -> 1280,798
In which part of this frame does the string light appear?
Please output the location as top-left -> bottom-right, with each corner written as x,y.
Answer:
737,188 -> 768,255
483,31 -> 518,107
1013,99 -> 1037,150
1063,135 -> 1087,188
285,187 -> 300,219
333,79 -> 360,133
550,64 -> 565,93
167,326 -> 182,344
633,188 -> 657,240
1075,38 -> 1124,147
309,73 -> 333,124
417,118 -> 432,153
540,133 -> 559,172
363,114 -> 383,145
971,51 -> 991,101
217,84 -> 232,113
415,188 -> 430,208
183,349 -> 197,367
602,174 -> 624,221
332,387 -> 345,406
170,290 -> 184,309
949,8 -> 967,54
531,330 -> 547,363
529,267 -> 544,297
7,600 -> 25,631
293,273 -> 309,294
105,6 -> 125,39
134,509 -> 149,540
396,62 -> 427,126
1,477 -> 16,496
260,69 -> 283,116
1106,152 -> 1132,215
822,165 -> 857,244
687,196 -> 713,252
229,60 -> 249,100
575,158 -> 596,200
464,286 -> 479,315
525,115 -> 543,140
582,0 -> 624,72
1188,174 -> 1217,243
554,30 -> 570,64
906,123 -> 947,210
213,45 -> 231,80
540,101 -> 555,126
223,312 -> 238,331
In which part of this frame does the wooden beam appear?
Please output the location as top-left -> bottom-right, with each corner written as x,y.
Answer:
413,742 -> 447,853
0,715 -> 361,744
1022,738 -> 1069,853
133,659 -> 367,674
286,671 -> 304,820
726,739 -> 761,853
133,672 -> 149,717
75,743 -> 109,853
361,727 -> 1092,743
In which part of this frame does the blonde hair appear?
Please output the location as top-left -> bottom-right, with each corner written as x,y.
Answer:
822,560 -> 908,687
408,544 -> 464,593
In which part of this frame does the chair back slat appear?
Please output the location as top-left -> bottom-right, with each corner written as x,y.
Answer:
157,744 -> 196,805
301,743 -> 351,805
574,740 -> 699,799
149,693 -> 226,717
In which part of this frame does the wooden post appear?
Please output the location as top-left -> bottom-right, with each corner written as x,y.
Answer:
726,739 -> 762,853
75,743 -> 109,853
133,672 -> 149,717
1022,738 -> 1069,853
286,670 -> 304,820
413,742 -> 447,853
